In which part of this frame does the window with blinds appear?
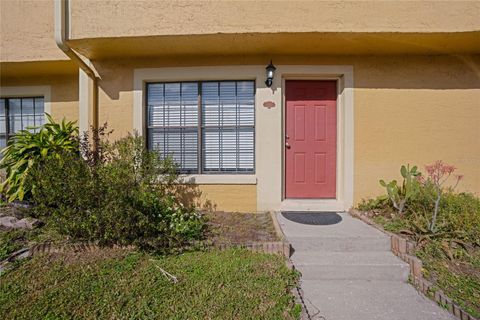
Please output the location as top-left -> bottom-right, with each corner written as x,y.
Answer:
0,97 -> 45,151
146,81 -> 255,174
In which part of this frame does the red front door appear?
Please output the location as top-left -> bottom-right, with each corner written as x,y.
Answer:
285,80 -> 337,199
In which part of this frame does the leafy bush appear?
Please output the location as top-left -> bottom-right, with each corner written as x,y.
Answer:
28,130 -> 205,251
0,114 -> 78,202
366,162 -> 479,256
357,196 -> 389,212
364,162 -> 479,317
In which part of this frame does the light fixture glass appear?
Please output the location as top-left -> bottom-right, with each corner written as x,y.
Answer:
265,60 -> 276,87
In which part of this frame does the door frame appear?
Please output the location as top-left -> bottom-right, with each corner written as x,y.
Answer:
283,79 -> 339,200
280,70 -> 352,212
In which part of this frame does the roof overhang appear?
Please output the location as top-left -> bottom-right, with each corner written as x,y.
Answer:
0,60 -> 78,83
66,31 -> 480,60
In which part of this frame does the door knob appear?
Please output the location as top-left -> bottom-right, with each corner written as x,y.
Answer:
285,142 -> 291,149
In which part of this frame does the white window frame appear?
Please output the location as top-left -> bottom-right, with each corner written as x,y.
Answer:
134,67 -> 261,185
0,86 -> 51,114
0,86 -> 51,147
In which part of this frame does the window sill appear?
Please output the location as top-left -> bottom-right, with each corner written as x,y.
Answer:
179,174 -> 257,185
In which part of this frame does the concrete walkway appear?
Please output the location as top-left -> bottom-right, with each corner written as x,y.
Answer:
277,212 -> 455,320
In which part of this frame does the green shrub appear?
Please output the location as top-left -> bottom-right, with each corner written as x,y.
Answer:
357,196 -> 389,211
0,114 -> 78,202
433,191 -> 480,245
28,131 -> 205,251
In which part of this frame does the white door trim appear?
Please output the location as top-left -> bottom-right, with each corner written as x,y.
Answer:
278,66 -> 354,212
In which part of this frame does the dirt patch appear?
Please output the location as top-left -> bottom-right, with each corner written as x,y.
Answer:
0,204 -> 31,219
446,257 -> 480,279
205,212 -> 279,244
46,246 -> 133,265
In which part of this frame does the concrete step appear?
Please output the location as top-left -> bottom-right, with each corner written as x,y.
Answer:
289,236 -> 392,252
291,251 -> 406,266
300,279 -> 456,320
296,264 -> 410,281
277,211 -> 387,238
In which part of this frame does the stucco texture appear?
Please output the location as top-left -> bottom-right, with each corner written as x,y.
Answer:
195,185 -> 257,213
1,75 -> 79,123
2,0 -> 479,64
89,54 -> 479,211
0,0 -> 68,62
70,0 -> 480,38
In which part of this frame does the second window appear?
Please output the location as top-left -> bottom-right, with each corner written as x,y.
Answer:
147,81 -> 255,174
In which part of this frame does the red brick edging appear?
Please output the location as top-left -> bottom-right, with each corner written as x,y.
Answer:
1,238 -> 292,272
210,241 -> 291,257
350,209 -> 479,320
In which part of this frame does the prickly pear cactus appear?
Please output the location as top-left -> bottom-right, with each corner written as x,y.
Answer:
379,164 -> 421,215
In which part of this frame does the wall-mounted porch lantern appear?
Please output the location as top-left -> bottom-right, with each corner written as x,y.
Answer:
265,61 -> 276,87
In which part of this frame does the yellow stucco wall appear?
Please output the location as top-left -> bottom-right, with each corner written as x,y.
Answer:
353,56 -> 480,202
195,185 -> 257,213
0,2 -> 478,213
1,75 -> 79,123
70,0 -> 480,38
1,55 -> 478,211
1,0 -> 479,63
89,54 -> 479,210
0,0 -> 67,62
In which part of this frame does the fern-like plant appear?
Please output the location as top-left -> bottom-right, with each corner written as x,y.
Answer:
0,114 -> 78,202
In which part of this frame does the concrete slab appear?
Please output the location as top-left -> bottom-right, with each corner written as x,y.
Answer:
277,211 -> 387,238
288,236 -> 392,252
277,211 -> 456,320
301,279 -> 456,320
291,251 -> 407,266
297,264 -> 410,281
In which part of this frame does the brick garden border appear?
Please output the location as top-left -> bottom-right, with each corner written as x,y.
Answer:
350,208 -> 479,320
1,213 -> 293,272
2,239 -> 291,264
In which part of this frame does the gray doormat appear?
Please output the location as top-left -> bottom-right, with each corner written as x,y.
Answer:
281,211 -> 342,225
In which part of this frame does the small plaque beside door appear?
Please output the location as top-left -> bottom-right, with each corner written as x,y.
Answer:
263,101 -> 276,109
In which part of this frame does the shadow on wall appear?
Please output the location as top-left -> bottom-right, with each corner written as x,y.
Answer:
0,73 -> 79,104
92,53 -> 480,102
172,183 -> 217,213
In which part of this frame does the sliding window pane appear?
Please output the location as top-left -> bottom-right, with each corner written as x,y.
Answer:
237,81 -> 255,126
219,82 -> 237,126
147,83 -> 199,173
0,99 -> 6,153
8,99 -> 22,134
21,98 -> 35,129
34,98 -> 45,129
202,82 -> 220,127
238,128 -> 254,170
148,83 -> 165,127
202,81 -> 254,173
148,128 -> 198,173
0,99 -> 6,135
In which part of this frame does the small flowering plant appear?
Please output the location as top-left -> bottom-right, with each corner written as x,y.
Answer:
419,160 -> 463,232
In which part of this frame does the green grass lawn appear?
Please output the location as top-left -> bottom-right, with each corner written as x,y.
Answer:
0,248 -> 300,320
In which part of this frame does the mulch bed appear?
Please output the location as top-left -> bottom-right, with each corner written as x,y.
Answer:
205,211 -> 279,244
